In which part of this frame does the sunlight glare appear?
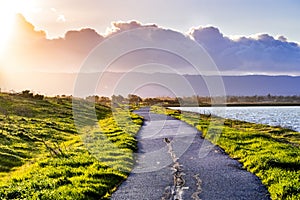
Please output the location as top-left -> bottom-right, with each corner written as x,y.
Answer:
0,0 -> 36,58
0,1 -> 15,57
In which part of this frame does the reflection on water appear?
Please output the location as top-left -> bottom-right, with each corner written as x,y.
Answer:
171,106 -> 300,132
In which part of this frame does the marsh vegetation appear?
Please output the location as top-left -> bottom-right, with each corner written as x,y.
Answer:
0,93 -> 142,199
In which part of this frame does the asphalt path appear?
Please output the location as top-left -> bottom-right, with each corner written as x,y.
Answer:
111,107 -> 270,200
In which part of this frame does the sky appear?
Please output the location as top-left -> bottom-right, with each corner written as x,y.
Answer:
0,0 -> 299,95
5,0 -> 300,42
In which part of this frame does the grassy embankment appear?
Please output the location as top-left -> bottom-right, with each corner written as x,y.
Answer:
153,107 -> 300,200
0,93 -> 142,199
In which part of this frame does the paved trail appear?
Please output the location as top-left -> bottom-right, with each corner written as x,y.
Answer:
111,108 -> 270,200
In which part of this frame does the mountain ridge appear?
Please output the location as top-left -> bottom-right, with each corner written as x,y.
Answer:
1,72 -> 299,96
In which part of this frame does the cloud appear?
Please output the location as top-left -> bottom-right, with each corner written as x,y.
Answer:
63,28 -> 103,52
12,14 -> 46,40
3,14 -> 103,72
50,8 -> 66,23
277,35 -> 287,42
190,26 -> 300,74
2,14 -> 300,76
56,14 -> 66,22
105,20 -> 158,36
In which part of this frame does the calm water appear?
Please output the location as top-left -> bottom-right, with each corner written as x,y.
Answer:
170,106 -> 300,132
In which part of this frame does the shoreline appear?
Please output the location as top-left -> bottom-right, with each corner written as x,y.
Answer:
164,102 -> 300,107
167,106 -> 300,133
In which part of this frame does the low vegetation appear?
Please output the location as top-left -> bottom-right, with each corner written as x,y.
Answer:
154,107 -> 300,200
86,94 -> 300,107
0,93 -> 142,199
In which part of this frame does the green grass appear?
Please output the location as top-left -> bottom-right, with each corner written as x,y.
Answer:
153,107 -> 300,200
0,93 -> 142,199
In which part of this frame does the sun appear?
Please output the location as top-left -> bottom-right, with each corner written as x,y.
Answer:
0,1 -> 15,57
0,0 -> 36,58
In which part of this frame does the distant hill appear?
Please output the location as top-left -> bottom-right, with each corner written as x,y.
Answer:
1,72 -> 299,96
185,74 -> 300,96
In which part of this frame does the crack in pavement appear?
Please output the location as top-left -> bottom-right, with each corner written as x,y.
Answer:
191,174 -> 202,200
161,137 -> 202,200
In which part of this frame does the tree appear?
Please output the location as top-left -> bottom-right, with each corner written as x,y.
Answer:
34,94 -> 44,100
86,95 -> 98,102
21,90 -> 33,98
98,96 -> 111,105
128,94 -> 142,106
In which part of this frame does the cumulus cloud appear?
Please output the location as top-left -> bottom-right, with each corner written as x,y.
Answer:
277,35 -> 287,42
105,20 -> 157,36
12,14 -> 46,40
113,21 -> 157,30
2,14 -> 300,76
190,26 -> 300,74
4,14 -> 103,72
